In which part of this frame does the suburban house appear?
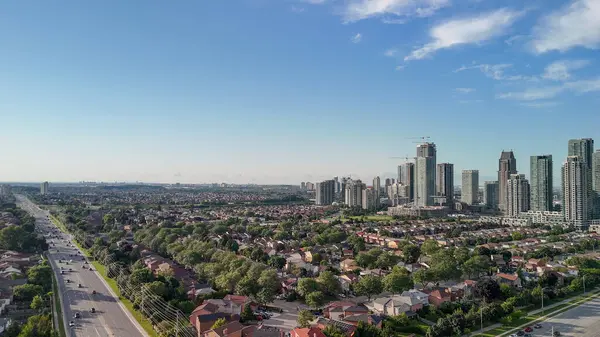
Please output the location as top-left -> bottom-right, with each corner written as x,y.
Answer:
400,290 -> 429,307
316,318 -> 357,336
203,321 -> 245,337
365,295 -> 423,316
340,259 -> 358,272
289,327 -> 327,337
324,301 -> 357,320
189,302 -> 240,334
494,273 -> 522,287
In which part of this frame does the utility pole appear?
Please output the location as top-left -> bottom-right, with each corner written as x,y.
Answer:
480,298 -> 485,332
584,275 -> 586,294
542,288 -> 544,316
176,311 -> 179,337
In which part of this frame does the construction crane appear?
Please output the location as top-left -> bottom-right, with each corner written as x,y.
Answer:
389,154 -> 413,163
405,136 -> 430,141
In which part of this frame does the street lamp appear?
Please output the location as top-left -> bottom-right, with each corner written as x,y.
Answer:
540,286 -> 551,315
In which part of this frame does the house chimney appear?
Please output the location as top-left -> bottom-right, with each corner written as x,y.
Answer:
223,328 -> 228,335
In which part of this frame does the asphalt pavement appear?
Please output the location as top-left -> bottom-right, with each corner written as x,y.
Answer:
16,195 -> 149,337
513,296 -> 600,337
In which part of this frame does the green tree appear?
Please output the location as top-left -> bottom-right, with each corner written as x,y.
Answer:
356,252 -> 377,268
475,279 -> 501,301
383,271 -> 413,294
240,304 -> 255,322
30,295 -> 45,312
17,314 -> 53,337
375,252 -> 398,269
403,244 -> 421,264
26,265 -> 52,291
323,325 -> 346,337
13,284 -> 44,302
317,271 -> 341,296
297,278 -> 320,297
211,318 -> 227,329
305,291 -> 325,309
268,255 -> 286,269
297,310 -> 314,328
511,232 -> 524,241
354,275 -> 383,300
462,255 -> 490,280
256,288 -> 275,305
356,321 -> 382,337
421,239 -> 440,256
130,268 -> 154,285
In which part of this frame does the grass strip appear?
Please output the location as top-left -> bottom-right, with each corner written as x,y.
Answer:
51,272 -> 67,337
473,289 -> 600,337
91,261 -> 159,337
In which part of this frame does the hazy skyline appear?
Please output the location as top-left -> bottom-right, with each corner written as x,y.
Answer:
1,0 -> 599,185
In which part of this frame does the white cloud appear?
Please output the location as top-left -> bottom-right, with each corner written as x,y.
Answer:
505,34 -> 527,45
455,87 -> 475,93
395,65 -> 405,71
404,8 -> 523,61
520,101 -> 560,108
454,63 -> 536,81
384,49 -> 398,57
496,87 -> 564,101
343,0 -> 450,23
351,33 -> 362,43
497,77 -> 600,101
531,0 -> 600,53
381,17 -> 408,24
542,60 -> 591,81
303,0 -> 326,4
291,6 -> 305,13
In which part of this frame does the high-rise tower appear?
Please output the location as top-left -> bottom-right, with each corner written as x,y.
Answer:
462,170 -> 479,205
563,156 -> 590,228
498,151 -> 517,212
414,143 -> 436,207
507,174 -> 530,217
530,155 -> 553,211
436,163 -> 454,204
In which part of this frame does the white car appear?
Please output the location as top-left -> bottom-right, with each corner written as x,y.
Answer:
69,321 -> 75,327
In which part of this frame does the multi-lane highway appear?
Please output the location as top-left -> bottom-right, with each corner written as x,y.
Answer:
531,295 -> 600,337
16,195 -> 149,337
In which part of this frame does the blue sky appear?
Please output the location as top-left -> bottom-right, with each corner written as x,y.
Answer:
1,0 -> 599,185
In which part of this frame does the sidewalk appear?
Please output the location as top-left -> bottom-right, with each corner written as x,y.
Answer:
465,289 -> 600,337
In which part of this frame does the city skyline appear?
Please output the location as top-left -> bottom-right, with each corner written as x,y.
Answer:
1,1 -> 600,184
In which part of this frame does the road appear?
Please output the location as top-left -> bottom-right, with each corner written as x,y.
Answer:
522,296 -> 600,337
16,195 -> 149,337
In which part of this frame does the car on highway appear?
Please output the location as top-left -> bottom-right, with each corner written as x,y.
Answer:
516,331 -> 525,336
78,283 -> 82,288
69,321 -> 75,327
73,313 -> 80,319
92,290 -> 96,295
91,308 -> 95,313
524,326 -> 533,332
553,331 -> 561,336
534,324 -> 542,329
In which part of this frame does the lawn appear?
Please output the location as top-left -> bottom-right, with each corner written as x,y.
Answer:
52,272 -> 66,337
92,261 -> 159,337
473,290 -> 600,337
